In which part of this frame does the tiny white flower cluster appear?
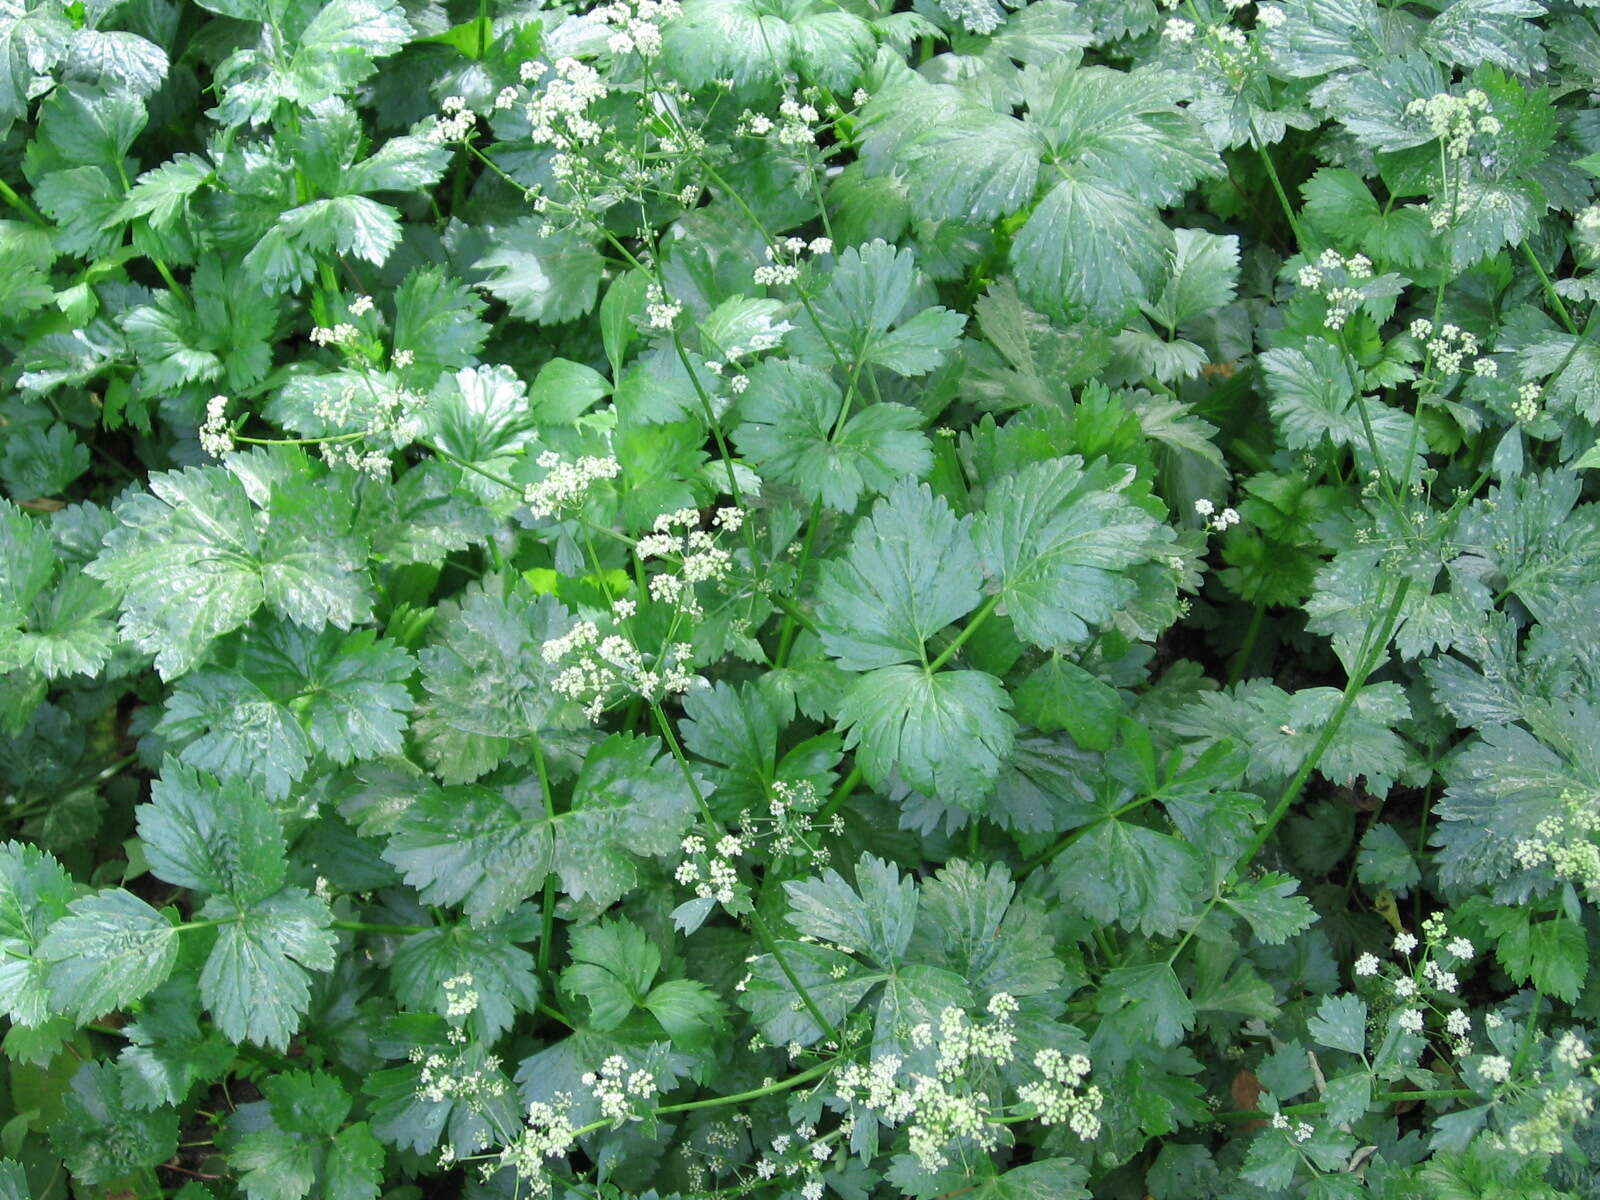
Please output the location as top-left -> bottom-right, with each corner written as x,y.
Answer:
1506,1081 -> 1594,1156
633,506 -> 739,616
1556,1030 -> 1591,1071
645,282 -> 682,329
199,394 -> 232,458
1017,1047 -> 1103,1140
834,999 -> 1099,1173
1512,793 -> 1600,892
541,618 -> 698,721
1408,318 -> 1488,376
498,1097 -> 578,1196
309,321 -> 360,347
1256,3 -> 1286,26
443,973 -> 479,1019
411,1042 -> 509,1107
738,94 -> 822,147
523,58 -> 609,149
1296,249 -> 1374,330
524,451 -> 622,519
1194,497 -> 1240,533
1162,16 -> 1194,41
1360,918 -> 1479,1053
590,0 -> 680,58
583,1055 -> 657,1123
1512,379 -> 1542,423
428,94 -> 477,144
750,1127 -> 830,1198
675,832 -> 743,905
753,235 -> 833,287
1269,1110 -> 1315,1143
735,778 -> 842,869
1407,88 -> 1498,160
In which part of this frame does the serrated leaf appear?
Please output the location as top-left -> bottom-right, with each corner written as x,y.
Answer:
734,360 -> 932,511
392,911 -> 540,1042
562,917 -> 660,1030
199,889 -> 337,1049
836,665 -> 1016,808
1356,823 -> 1421,893
1143,228 -> 1240,330
1012,174 -> 1172,323
975,457 -> 1169,649
1222,873 -> 1317,944
41,888 -> 179,1022
474,218 -> 603,325
816,478 -> 982,670
87,463 -> 371,678
1260,340 -> 1424,477
790,240 -> 966,375
0,840 -> 73,1026
1050,810 -> 1204,937
49,1062 -> 179,1185
391,266 -> 490,384
1307,992 -> 1367,1054
384,733 -> 699,921
137,759 -> 286,903
785,854 -> 916,965
1096,962 -> 1194,1047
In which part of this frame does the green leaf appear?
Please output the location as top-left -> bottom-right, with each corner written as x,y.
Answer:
975,457 -> 1169,649
87,463 -> 372,678
1049,810 -> 1204,937
199,889 -> 337,1049
326,1124 -> 384,1200
791,240 -> 966,375
391,266 -> 491,385
156,669 -> 312,802
868,87 -> 1043,224
116,979 -> 234,1110
1494,915 -> 1588,1004
49,1062 -> 179,1185
914,859 -> 1065,997
113,152 -> 212,228
474,218 -> 604,325
785,854 -> 917,966
836,665 -> 1016,808
740,939 -> 875,1046
0,422 -> 88,498
40,888 -> 179,1023
1307,993 -> 1367,1055
137,759 -> 286,903
1260,340 -> 1425,480
391,910 -> 540,1041
415,576 -> 575,783
1142,228 -> 1240,330
0,840 -> 74,1026
1014,656 -> 1122,749
1356,823 -> 1421,893
662,0 -> 874,90
1097,962 -> 1194,1047
384,733 -> 700,921
641,977 -> 724,1050
562,917 -> 660,1030
1012,174 -> 1172,323
734,360 -> 932,511
1222,873 -> 1317,945
816,479 -> 983,670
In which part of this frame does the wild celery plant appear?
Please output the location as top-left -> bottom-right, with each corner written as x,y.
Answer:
2,0 -> 1600,1197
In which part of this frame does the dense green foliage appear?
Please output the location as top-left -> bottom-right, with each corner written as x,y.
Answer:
3,0 -> 1600,1196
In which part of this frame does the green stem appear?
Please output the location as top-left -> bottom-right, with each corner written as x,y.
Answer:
1522,242 -> 1578,335
818,764 -> 863,824
1215,1088 -> 1475,1121
329,920 -> 429,935
656,1059 -> 834,1114
927,593 -> 1000,673
0,177 -> 48,227
533,736 -> 558,983
1167,576 -> 1410,966
1228,599 -> 1267,687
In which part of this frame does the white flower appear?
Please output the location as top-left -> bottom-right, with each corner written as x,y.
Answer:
1446,1010 -> 1471,1037
1397,1008 -> 1424,1034
1476,1054 -> 1511,1084
1354,953 -> 1381,977
1393,931 -> 1418,954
